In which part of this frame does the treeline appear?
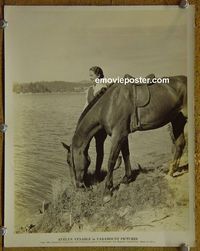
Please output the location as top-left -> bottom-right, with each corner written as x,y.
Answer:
13,81 -> 91,94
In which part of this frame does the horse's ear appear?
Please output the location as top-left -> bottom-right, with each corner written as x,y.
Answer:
61,142 -> 70,152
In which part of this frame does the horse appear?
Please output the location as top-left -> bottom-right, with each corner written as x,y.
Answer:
62,75 -> 187,202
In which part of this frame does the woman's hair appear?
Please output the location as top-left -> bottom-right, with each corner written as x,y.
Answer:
89,66 -> 104,79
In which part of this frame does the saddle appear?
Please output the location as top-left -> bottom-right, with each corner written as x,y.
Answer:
125,73 -> 154,106
124,73 -> 155,86
125,74 -> 155,131
135,84 -> 150,107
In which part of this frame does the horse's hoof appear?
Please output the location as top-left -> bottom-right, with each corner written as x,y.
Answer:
93,177 -> 100,185
121,175 -> 132,184
103,194 -> 112,204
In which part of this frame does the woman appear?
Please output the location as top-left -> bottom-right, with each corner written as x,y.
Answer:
84,66 -> 108,109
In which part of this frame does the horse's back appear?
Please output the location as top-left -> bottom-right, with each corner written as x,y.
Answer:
84,75 -> 188,133
135,75 -> 187,130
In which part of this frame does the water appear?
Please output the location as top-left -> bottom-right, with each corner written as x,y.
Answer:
13,92 -> 172,227
13,92 -> 86,226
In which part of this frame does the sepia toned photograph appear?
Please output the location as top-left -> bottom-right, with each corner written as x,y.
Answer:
4,5 -> 195,247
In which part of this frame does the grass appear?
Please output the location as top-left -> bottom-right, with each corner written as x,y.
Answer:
26,162 -> 188,233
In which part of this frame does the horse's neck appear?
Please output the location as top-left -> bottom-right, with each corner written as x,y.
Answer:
72,105 -> 102,151
72,83 -> 117,151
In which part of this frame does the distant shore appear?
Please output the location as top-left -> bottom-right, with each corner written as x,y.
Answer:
13,81 -> 91,94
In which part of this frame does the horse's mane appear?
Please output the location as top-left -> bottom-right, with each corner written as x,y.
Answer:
78,83 -> 114,124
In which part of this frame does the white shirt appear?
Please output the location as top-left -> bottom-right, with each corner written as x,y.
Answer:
84,82 -> 108,110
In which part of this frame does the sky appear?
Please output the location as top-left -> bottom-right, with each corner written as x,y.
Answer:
5,6 -> 188,83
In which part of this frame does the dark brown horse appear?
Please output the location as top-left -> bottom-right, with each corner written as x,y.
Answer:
62,75 -> 187,202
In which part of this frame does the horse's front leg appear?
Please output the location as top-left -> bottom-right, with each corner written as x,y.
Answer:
120,136 -> 132,184
94,129 -> 107,181
104,134 -> 126,203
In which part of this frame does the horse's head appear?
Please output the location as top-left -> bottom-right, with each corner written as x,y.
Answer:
62,142 -> 90,188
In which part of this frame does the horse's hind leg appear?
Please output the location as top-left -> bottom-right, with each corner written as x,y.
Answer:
169,133 -> 185,176
168,112 -> 187,177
